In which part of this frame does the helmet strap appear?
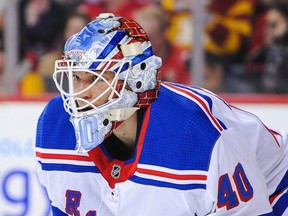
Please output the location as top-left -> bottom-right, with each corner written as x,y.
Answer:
108,107 -> 139,122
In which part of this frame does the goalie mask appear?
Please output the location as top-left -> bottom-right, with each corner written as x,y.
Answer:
53,13 -> 162,152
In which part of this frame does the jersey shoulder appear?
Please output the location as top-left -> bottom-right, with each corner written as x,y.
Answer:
141,83 -> 226,171
158,82 -> 226,132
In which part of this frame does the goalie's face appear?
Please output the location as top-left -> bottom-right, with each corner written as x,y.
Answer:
53,58 -> 137,120
73,71 -> 115,109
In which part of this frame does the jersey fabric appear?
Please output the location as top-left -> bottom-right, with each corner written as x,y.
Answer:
35,82 -> 288,216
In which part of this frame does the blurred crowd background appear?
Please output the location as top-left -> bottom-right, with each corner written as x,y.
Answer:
1,0 -> 288,96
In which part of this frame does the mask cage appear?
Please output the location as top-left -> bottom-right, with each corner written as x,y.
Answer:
53,59 -> 132,118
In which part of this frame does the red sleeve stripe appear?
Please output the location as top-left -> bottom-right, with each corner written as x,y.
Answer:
136,167 -> 207,181
35,151 -> 92,162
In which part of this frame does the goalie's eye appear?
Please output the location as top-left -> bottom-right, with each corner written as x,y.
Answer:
73,74 -> 81,82
92,75 -> 99,82
90,75 -> 104,83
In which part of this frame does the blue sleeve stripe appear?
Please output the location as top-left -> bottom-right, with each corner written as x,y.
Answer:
129,176 -> 206,190
39,161 -> 100,173
272,189 -> 288,216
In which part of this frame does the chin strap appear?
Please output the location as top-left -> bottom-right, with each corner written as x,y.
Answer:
108,107 -> 139,122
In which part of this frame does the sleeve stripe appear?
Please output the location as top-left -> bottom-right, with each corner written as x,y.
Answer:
270,187 -> 288,215
162,82 -> 224,132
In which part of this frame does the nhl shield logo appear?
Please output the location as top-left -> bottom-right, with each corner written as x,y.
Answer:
111,164 -> 121,179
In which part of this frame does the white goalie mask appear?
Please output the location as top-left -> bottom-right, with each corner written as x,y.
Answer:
53,13 -> 162,152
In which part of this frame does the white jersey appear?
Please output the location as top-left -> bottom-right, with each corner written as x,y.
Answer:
35,82 -> 288,215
